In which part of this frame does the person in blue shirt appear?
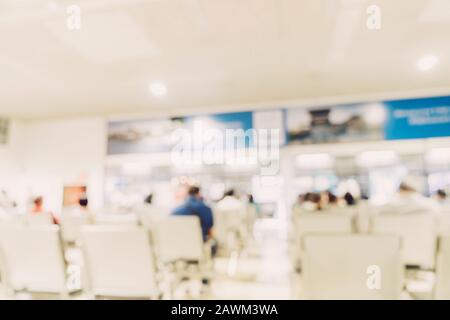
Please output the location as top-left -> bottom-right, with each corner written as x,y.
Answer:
172,185 -> 214,242
172,185 -> 216,287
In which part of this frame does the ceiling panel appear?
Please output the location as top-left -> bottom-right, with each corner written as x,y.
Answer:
0,0 -> 449,119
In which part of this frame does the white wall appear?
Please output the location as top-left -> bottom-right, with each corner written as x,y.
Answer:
23,117 -> 106,213
0,120 -> 27,205
0,120 -> 24,175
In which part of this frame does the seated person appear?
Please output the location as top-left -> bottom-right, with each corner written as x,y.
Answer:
31,196 -> 44,214
144,193 -> 153,205
216,189 -> 244,212
172,186 -> 216,287
435,189 -> 448,204
75,197 -> 95,224
295,192 -> 321,212
389,181 -> 440,214
343,192 -> 357,206
320,190 -> 338,210
172,186 -> 214,243
31,196 -> 59,224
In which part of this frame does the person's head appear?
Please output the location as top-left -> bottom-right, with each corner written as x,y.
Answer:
144,193 -> 153,205
79,197 -> 88,208
436,189 -> 447,201
303,193 -> 312,202
344,192 -> 356,206
399,182 -> 416,194
305,192 -> 321,204
319,191 -> 337,208
325,191 -> 338,204
302,192 -> 320,211
224,189 -> 235,197
33,196 -> 43,208
248,194 -> 254,203
188,186 -> 201,199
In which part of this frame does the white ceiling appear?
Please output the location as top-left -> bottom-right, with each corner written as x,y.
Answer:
1,0 -> 450,120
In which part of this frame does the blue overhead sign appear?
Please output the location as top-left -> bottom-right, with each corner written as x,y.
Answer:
107,95 -> 450,155
384,96 -> 450,140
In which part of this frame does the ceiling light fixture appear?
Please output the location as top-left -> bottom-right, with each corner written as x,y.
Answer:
417,55 -> 438,71
149,82 -> 167,97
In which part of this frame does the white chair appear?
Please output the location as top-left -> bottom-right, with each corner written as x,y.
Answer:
0,225 -> 69,296
152,216 -> 205,264
138,206 -> 171,231
60,212 -> 90,245
438,214 -> 450,236
302,234 -> 402,299
435,235 -> 450,299
354,203 -> 372,234
293,212 -> 353,271
151,216 -> 211,295
213,208 -> 247,252
295,213 -> 354,247
25,212 -> 54,225
294,212 -> 354,236
371,213 -> 437,269
0,214 -> 24,226
94,213 -> 138,226
81,225 -> 159,299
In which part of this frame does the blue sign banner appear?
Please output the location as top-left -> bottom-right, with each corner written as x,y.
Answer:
184,111 -> 254,148
107,111 -> 254,155
107,95 -> 450,155
384,96 -> 450,140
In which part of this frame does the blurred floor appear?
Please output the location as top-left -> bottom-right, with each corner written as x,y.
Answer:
206,223 -> 292,300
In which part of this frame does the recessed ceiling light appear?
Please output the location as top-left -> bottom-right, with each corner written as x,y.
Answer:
417,55 -> 438,71
149,82 -> 167,97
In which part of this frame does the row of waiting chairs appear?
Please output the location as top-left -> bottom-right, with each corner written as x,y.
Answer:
0,215 -> 208,299
300,233 -> 450,299
293,211 -> 443,269
292,206 -> 450,299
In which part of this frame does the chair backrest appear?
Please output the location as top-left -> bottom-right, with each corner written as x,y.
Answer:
25,212 -> 54,225
295,213 -> 353,238
435,235 -> 450,299
94,214 -> 138,226
213,207 -> 247,245
376,204 -> 428,215
302,234 -> 402,299
0,225 -> 67,293
82,225 -> 157,298
152,216 -> 204,263
438,214 -> 450,236
138,206 -> 171,230
371,213 -> 437,268
0,214 -> 24,226
60,212 -> 89,244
